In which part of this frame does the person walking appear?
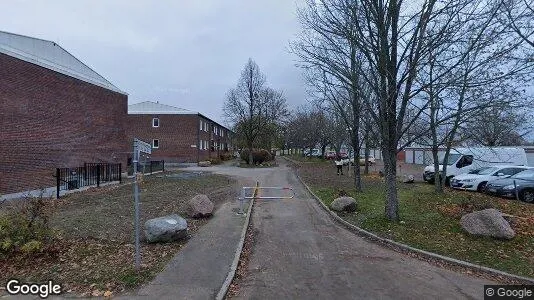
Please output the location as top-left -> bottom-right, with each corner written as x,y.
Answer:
335,156 -> 344,175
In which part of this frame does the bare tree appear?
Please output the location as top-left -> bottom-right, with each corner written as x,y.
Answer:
223,59 -> 288,163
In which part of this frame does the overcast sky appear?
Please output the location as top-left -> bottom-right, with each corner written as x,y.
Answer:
1,0 -> 307,125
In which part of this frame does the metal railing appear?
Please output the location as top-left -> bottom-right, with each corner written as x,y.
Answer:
55,163 -> 122,198
237,186 -> 295,215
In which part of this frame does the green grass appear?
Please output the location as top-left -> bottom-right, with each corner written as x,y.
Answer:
299,162 -> 534,278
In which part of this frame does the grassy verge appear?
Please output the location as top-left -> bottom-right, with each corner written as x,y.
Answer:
0,171 -> 235,297
286,155 -> 327,163
295,161 -> 534,278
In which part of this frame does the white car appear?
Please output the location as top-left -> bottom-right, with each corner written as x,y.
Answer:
342,156 -> 376,166
450,165 -> 531,192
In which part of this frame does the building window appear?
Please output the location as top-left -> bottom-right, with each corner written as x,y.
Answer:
204,122 -> 208,131
221,130 -> 224,137
152,139 -> 159,149
153,118 -> 160,127
199,120 -> 202,131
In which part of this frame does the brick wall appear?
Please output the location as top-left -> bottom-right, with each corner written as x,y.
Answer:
0,53 -> 128,195
126,114 -> 200,163
126,114 -> 232,163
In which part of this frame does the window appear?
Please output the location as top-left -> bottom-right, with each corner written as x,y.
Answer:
200,120 -> 203,131
204,122 -> 208,131
152,118 -> 159,127
221,130 -> 224,137
152,139 -> 159,149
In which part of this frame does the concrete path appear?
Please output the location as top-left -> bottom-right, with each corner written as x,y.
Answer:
119,177 -> 253,300
189,160 -> 493,300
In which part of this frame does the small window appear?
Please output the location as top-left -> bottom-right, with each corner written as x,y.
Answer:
152,139 -> 159,149
200,120 -> 203,130
153,118 -> 160,127
221,130 -> 224,137
204,122 -> 208,131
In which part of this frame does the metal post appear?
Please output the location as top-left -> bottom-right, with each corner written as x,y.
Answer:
119,163 -> 122,184
56,168 -> 60,199
238,187 -> 245,215
97,166 -> 100,187
514,180 -> 519,201
133,147 -> 141,270
162,160 -> 165,172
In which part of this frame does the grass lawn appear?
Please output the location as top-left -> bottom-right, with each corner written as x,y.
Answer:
0,171 -> 236,297
293,160 -> 534,278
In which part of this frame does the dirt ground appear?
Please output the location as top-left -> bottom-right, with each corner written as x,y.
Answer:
0,171 -> 236,297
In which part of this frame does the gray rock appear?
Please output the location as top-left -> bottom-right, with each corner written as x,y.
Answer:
187,194 -> 214,218
460,209 -> 515,240
144,214 -> 188,243
198,161 -> 211,167
330,196 -> 357,212
403,175 -> 415,183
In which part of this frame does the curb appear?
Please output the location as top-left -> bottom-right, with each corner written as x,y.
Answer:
284,157 -> 534,284
215,181 -> 259,300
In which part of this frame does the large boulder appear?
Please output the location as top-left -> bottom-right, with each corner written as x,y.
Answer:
144,214 -> 188,243
187,194 -> 214,218
460,209 -> 515,240
330,196 -> 357,212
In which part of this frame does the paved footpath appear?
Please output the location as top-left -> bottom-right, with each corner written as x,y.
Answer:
118,176 -> 254,300
227,160 -> 493,300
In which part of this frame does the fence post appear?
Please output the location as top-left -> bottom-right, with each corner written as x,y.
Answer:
56,168 -> 60,199
162,160 -> 165,172
97,165 -> 101,187
119,163 -> 122,184
150,161 -> 153,174
84,163 -> 87,181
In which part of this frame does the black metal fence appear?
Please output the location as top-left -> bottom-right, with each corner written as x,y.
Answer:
127,160 -> 165,175
55,163 -> 122,198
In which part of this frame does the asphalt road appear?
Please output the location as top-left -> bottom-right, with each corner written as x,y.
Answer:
186,160 -> 493,299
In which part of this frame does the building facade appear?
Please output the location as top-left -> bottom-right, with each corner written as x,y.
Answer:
0,31 -> 128,196
126,101 -> 233,163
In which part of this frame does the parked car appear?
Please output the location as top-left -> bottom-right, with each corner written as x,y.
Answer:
485,169 -> 534,203
450,165 -> 530,192
304,148 -> 321,157
325,150 -> 337,160
423,147 -> 528,185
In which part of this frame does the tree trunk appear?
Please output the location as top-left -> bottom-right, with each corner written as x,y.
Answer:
248,143 -> 253,165
352,133 -> 362,192
364,141 -> 370,175
432,146 -> 443,193
382,144 -> 399,221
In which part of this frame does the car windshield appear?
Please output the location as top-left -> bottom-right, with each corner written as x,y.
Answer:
468,167 -> 489,174
511,169 -> 534,180
438,153 -> 462,165
477,167 -> 499,175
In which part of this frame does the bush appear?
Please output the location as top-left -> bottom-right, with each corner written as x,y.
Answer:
0,195 -> 56,255
209,157 -> 222,165
219,153 -> 233,161
240,149 -> 273,165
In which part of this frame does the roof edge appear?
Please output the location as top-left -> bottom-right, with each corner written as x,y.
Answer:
0,45 -> 127,96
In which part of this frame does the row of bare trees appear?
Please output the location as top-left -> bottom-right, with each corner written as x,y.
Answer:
291,0 -> 534,221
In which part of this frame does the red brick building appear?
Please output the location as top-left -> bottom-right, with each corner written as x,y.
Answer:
0,31 -> 128,197
127,101 -> 233,163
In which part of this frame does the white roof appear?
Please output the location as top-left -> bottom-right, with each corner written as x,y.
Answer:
0,31 -> 125,95
128,101 -> 197,115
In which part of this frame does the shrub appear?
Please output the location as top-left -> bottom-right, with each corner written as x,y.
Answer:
0,195 -> 56,255
219,153 -> 233,161
209,157 -> 222,165
240,149 -> 273,165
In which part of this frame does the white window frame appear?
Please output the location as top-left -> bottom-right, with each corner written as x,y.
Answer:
204,122 -> 208,131
152,117 -> 160,127
152,139 -> 160,149
200,120 -> 203,131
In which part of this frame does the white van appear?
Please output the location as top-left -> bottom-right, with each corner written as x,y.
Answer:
422,147 -> 528,185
